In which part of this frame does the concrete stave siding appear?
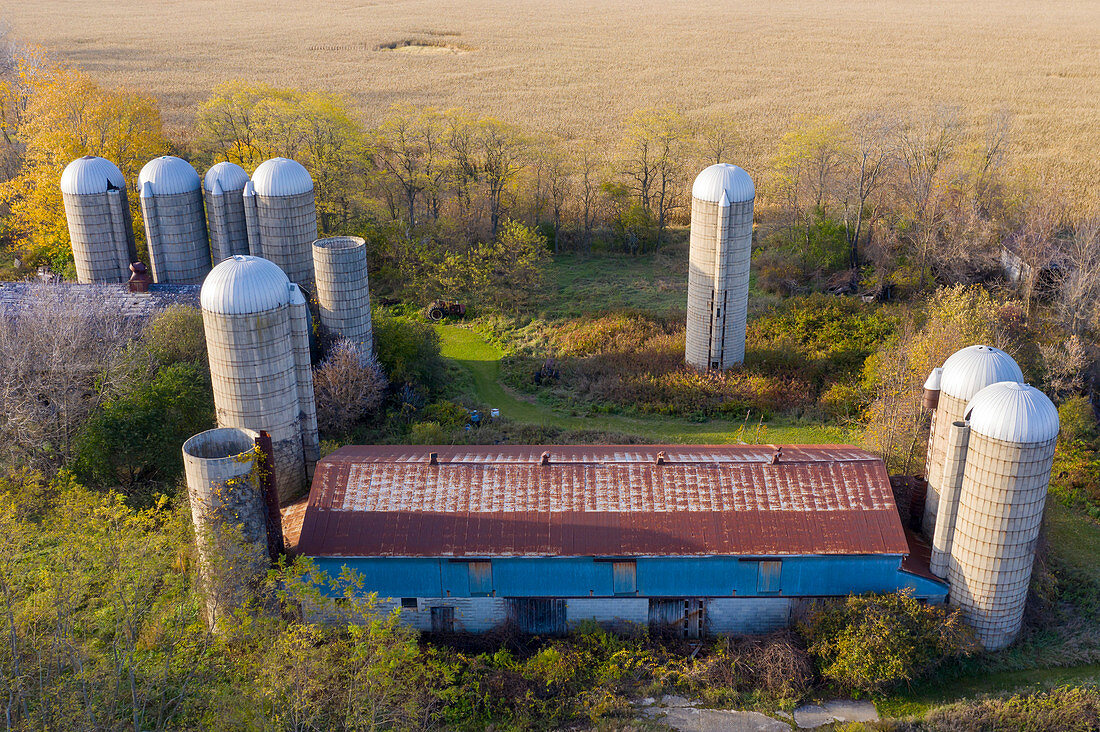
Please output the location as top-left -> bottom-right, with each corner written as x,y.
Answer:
312,236 -> 373,361
63,190 -> 136,284
288,290 -> 320,478
252,191 -> 318,290
205,188 -> 250,262
203,306 -> 305,501
948,434 -> 1056,650
924,391 -> 968,535
142,189 -> 212,284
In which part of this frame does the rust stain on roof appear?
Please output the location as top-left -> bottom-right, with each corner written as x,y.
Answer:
297,445 -> 910,558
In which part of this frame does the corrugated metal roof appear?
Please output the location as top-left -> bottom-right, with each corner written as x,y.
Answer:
200,255 -> 291,315
0,281 -> 198,317
939,345 -> 1023,400
692,164 -> 755,204
203,161 -> 250,193
966,381 -> 1059,444
138,156 -> 201,196
297,445 -> 910,558
251,157 -> 313,197
60,155 -> 126,195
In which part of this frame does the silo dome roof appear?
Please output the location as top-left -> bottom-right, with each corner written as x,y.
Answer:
201,255 -> 292,315
966,381 -> 1059,444
60,155 -> 126,195
939,345 -> 1023,400
138,156 -> 201,196
251,157 -> 313,196
203,161 -> 250,193
692,163 -> 755,204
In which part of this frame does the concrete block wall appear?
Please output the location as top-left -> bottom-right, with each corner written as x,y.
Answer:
312,236 -> 373,361
566,598 -> 649,628
63,190 -> 135,284
142,190 -> 212,284
707,597 -> 793,635
205,187 -> 250,262
253,191 -> 318,291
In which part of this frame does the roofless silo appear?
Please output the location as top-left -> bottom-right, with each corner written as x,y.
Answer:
203,162 -> 251,263
312,236 -> 373,361
139,156 -> 211,284
243,157 -> 318,291
200,255 -> 318,502
685,164 -> 755,370
922,345 -> 1023,535
948,382 -> 1058,650
60,156 -> 137,284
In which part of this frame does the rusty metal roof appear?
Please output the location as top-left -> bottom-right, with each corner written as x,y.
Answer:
296,445 -> 910,558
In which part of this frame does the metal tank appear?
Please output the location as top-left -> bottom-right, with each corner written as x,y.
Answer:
182,427 -> 270,626
685,164 -> 755,370
922,345 -> 1023,534
312,236 -> 373,361
203,162 -> 251,263
243,157 -> 318,291
947,381 -> 1059,650
139,156 -> 211,284
200,255 -> 315,502
60,155 -> 137,284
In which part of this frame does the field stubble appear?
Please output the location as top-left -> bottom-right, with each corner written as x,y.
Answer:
6,0 -> 1100,200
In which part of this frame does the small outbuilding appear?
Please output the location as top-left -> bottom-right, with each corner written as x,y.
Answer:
294,445 -> 946,636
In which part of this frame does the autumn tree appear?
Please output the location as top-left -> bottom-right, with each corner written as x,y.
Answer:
372,104 -> 449,234
771,115 -> 849,252
696,111 -> 742,166
620,107 -> 691,250
844,113 -> 895,268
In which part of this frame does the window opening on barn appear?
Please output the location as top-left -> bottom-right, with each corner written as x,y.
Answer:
613,560 -> 637,595
400,597 -> 418,609
468,561 -> 493,596
757,560 -> 782,594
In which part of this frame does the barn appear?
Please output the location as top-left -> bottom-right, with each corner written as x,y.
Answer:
293,444 -> 946,636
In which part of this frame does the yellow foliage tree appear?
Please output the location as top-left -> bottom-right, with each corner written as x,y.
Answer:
2,65 -> 166,269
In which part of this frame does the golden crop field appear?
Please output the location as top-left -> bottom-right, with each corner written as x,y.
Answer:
6,0 -> 1100,197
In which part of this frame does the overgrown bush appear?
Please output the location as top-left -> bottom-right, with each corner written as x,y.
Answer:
372,311 -> 446,393
912,685 -> 1100,732
800,590 -> 976,694
313,340 -> 387,436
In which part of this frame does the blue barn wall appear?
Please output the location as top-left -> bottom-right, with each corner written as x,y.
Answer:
310,554 -> 946,601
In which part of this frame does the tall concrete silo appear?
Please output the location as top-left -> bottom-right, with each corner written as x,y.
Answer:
60,155 -> 137,284
922,345 -> 1023,534
182,427 -> 271,627
139,156 -> 211,284
200,255 -> 318,502
685,164 -> 755,370
203,162 -> 251,263
312,236 -> 373,361
288,283 -> 320,476
243,157 -> 317,291
947,382 -> 1059,650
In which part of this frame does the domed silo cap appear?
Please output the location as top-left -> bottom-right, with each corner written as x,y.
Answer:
203,161 -> 251,193
691,163 -> 755,204
138,156 -> 202,196
200,255 -> 292,315
60,155 -> 126,195
966,381 -> 1059,444
940,345 -> 1024,401
251,157 -> 313,196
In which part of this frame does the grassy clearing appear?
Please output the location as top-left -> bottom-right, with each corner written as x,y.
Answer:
538,247 -> 688,319
437,323 -> 851,445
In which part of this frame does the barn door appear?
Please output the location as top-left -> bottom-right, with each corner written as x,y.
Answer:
430,606 -> 454,633
648,599 -> 706,639
508,598 -> 567,635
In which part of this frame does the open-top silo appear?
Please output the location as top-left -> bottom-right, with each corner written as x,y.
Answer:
312,236 -> 373,361
922,345 -> 1023,535
947,381 -> 1059,650
203,162 -> 251,263
200,255 -> 318,502
60,155 -> 137,284
243,157 -> 317,291
685,164 -> 755,370
139,156 -> 211,284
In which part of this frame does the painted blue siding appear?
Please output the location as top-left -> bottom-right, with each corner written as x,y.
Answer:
310,554 -> 947,601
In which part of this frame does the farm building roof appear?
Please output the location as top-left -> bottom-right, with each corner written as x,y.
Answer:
0,281 -> 199,318
296,445 -> 910,558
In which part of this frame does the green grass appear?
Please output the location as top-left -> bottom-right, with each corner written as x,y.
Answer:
437,323 -> 851,445
537,248 -> 688,319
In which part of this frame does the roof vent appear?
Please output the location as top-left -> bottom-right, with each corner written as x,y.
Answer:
429,452 -> 438,465
656,451 -> 667,465
540,451 -> 551,466
769,446 -> 783,465
128,261 -> 152,293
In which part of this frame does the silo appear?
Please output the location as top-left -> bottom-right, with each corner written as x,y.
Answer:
200,255 -> 310,502
685,164 -> 755,370
312,236 -> 373,361
60,155 -> 137,284
182,427 -> 270,627
244,157 -> 317,291
948,382 -> 1059,650
288,283 -> 320,478
203,162 -> 251,263
139,156 -> 211,284
922,345 -> 1023,534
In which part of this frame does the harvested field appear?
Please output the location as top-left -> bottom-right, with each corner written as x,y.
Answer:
6,0 -> 1100,198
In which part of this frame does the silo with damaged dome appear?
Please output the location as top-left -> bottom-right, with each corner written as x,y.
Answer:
685,163 -> 755,370
60,155 -> 137,284
139,155 -> 211,283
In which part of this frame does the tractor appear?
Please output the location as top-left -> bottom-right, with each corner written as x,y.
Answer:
426,299 -> 466,321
